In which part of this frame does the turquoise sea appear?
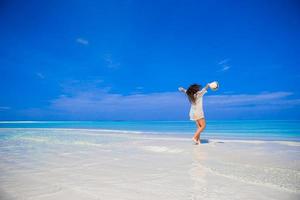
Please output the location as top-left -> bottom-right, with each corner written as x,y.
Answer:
0,120 -> 299,141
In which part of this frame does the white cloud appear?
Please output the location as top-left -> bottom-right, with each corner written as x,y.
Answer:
218,59 -> 230,65
48,91 -> 186,120
39,91 -> 300,119
76,38 -> 89,45
19,80 -> 300,120
206,92 -> 298,107
36,72 -> 45,79
50,90 -> 299,113
218,58 -> 231,72
220,65 -> 230,72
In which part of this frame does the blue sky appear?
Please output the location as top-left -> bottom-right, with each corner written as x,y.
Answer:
0,0 -> 300,120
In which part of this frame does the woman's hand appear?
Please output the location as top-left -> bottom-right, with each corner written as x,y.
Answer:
178,87 -> 186,93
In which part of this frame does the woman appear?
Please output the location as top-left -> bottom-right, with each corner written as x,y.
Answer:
179,83 -> 210,144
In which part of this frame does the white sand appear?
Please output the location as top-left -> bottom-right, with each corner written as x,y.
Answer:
0,129 -> 299,200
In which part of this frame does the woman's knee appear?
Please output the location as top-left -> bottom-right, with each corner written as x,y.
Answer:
199,119 -> 206,128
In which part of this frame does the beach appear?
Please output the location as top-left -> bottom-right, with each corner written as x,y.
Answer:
0,127 -> 299,200
2,0 -> 299,199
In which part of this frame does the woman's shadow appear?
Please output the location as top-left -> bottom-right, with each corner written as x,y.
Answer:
200,139 -> 224,144
200,139 -> 209,144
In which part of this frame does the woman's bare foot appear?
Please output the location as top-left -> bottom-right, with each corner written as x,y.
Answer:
192,137 -> 200,145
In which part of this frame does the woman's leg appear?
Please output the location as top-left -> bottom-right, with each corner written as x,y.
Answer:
192,121 -> 201,144
193,118 -> 206,142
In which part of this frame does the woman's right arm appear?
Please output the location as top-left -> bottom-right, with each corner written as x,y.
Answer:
178,87 -> 186,93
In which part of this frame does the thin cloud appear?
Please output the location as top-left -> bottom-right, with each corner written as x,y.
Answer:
218,58 -> 231,72
0,106 -> 10,111
36,72 -> 45,79
103,54 -> 120,69
220,65 -> 230,72
206,92 -> 297,107
49,91 -> 185,120
130,86 -> 145,95
76,38 -> 89,45
59,79 -> 105,95
218,59 -> 230,65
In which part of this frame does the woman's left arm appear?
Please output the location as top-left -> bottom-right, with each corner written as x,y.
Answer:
204,83 -> 209,90
197,84 -> 209,97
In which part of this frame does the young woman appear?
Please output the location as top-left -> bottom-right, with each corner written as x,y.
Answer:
179,83 -> 210,144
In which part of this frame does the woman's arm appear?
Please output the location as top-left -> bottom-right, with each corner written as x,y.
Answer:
204,83 -> 209,90
197,84 -> 209,97
178,87 -> 186,93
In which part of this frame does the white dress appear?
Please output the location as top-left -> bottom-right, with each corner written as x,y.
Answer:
189,88 -> 207,121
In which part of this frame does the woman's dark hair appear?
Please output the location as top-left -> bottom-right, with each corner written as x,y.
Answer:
186,84 -> 201,104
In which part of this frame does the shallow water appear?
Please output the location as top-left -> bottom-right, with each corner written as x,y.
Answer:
0,120 -> 300,141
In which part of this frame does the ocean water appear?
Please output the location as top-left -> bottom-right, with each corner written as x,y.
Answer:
0,120 -> 299,141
